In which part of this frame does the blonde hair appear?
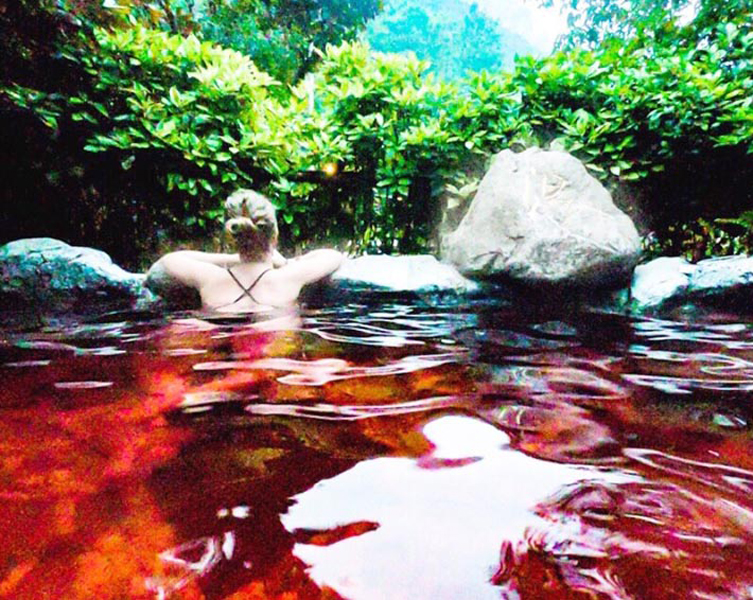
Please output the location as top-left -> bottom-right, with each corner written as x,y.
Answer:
224,189 -> 279,260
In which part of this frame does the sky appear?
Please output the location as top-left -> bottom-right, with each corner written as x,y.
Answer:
462,0 -> 569,52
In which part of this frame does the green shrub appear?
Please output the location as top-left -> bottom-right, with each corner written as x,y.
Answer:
71,26 -> 290,197
274,42 -> 463,252
643,214 -> 753,263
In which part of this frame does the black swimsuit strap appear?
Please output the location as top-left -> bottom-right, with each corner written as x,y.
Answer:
226,266 -> 272,305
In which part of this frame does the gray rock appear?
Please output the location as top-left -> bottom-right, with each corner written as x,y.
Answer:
0,238 -> 153,314
687,255 -> 753,308
331,255 -> 480,294
630,257 -> 694,312
306,254 -> 494,306
441,148 -> 641,287
623,255 -> 753,316
689,255 -> 753,293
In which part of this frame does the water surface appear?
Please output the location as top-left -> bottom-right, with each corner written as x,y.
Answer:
2,302 -> 753,599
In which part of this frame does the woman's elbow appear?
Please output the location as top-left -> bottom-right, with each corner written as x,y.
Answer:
148,252 -> 178,275
297,248 -> 344,281
147,251 -> 195,282
327,249 -> 344,270
319,249 -> 344,275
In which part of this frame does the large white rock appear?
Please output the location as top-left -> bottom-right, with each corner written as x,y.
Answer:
441,148 -> 641,286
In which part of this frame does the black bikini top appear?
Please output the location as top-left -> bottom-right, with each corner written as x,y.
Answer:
225,266 -> 272,306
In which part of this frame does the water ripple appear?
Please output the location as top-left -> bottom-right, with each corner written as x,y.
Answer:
624,448 -> 753,496
245,395 -> 469,421
624,373 -> 753,393
193,353 -> 464,385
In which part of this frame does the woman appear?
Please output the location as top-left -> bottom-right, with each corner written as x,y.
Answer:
149,189 -> 343,312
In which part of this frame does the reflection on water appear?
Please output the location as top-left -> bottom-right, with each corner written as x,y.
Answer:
282,415 -> 632,600
2,303 -> 753,598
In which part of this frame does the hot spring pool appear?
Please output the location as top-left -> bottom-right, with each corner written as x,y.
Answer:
2,301 -> 753,599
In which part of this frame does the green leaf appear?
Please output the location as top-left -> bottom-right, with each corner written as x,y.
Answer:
169,87 -> 181,105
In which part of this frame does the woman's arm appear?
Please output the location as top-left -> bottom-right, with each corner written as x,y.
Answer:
159,250 -> 241,267
148,250 -> 232,290
283,249 -> 343,286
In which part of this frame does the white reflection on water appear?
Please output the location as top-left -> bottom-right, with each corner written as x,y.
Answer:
281,415 -> 633,600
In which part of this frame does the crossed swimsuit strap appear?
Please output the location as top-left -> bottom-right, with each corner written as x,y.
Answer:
226,266 -> 272,305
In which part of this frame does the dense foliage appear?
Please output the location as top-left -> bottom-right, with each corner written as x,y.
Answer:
1,0 -> 752,266
199,0 -> 381,83
547,0 -> 753,50
273,44 -> 457,251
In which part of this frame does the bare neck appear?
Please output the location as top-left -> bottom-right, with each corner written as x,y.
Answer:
238,250 -> 273,266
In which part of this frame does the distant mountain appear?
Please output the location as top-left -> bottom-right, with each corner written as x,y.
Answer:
365,0 -> 538,80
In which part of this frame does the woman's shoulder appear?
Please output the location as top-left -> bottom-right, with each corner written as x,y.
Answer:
148,250 -> 240,290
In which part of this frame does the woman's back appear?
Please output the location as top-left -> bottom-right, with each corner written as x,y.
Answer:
201,262 -> 297,312
150,248 -> 343,313
148,189 -> 343,312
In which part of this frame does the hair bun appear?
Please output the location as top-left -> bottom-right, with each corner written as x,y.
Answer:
226,216 -> 255,237
224,189 -> 279,259
252,212 -> 274,231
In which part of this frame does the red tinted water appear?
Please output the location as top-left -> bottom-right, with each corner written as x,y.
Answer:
2,305 -> 753,599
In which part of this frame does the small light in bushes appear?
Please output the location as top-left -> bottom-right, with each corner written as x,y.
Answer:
322,162 -> 338,177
